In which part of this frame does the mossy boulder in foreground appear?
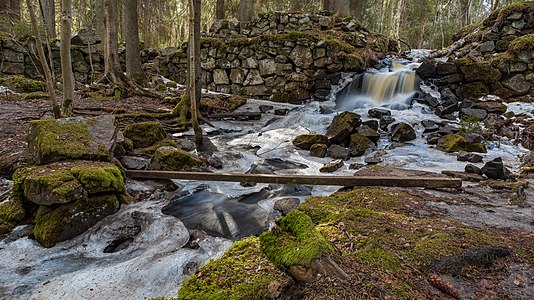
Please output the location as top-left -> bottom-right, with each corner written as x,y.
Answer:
292,134 -> 329,150
148,146 -> 204,171
3,161 -> 127,246
27,115 -> 117,164
123,121 -> 166,149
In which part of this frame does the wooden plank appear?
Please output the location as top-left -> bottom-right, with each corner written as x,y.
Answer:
125,170 -> 462,189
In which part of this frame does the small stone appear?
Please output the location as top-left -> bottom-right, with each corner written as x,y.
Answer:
368,108 -> 391,119
326,145 -> 350,160
380,116 -> 395,130
274,109 -> 289,116
457,151 -> 483,163
465,164 -> 482,174
309,144 -> 327,157
273,198 -> 300,216
259,105 -> 273,113
421,120 -> 439,133
481,157 -> 512,180
320,159 -> 344,173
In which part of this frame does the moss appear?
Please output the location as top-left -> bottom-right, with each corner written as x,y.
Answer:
459,62 -> 501,83
508,34 -> 534,57
87,91 -> 114,102
23,169 -> 83,202
23,91 -> 49,100
292,134 -> 329,150
437,133 -> 487,153
455,22 -> 482,41
28,119 -> 110,164
178,236 -> 287,300
0,196 -> 26,223
123,121 -> 166,149
259,210 -> 334,268
492,2 -> 534,27
0,75 -> 45,93
149,146 -> 203,171
70,164 -> 124,194
200,95 -> 248,114
33,194 -> 120,247
338,53 -> 363,71
136,139 -> 178,155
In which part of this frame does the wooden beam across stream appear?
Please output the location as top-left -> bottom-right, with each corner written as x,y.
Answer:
126,170 -> 462,189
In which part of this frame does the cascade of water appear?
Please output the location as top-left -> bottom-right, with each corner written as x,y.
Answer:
335,60 -> 418,111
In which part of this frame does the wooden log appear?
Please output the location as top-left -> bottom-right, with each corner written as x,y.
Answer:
125,170 -> 462,189
208,112 -> 262,121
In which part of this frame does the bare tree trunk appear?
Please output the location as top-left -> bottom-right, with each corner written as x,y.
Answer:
39,0 -> 56,39
332,0 -> 350,15
61,0 -> 75,117
238,0 -> 256,22
189,0 -> 203,148
492,0 -> 500,11
103,0 -> 121,81
122,0 -> 144,83
94,0 -> 105,38
323,0 -> 332,11
27,0 -> 61,119
215,0 -> 225,19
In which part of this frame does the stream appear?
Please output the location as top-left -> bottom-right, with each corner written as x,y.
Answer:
1,55 -> 533,299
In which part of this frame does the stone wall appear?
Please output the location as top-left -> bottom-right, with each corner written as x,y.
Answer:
416,3 -> 534,106
158,12 -> 397,103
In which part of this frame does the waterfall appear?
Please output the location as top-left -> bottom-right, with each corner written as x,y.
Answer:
336,60 -> 418,111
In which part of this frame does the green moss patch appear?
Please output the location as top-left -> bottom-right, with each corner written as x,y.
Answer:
260,210 -> 334,268
177,236 -> 289,300
0,75 -> 45,93
437,133 -> 487,153
70,164 -> 124,194
0,196 -> 26,224
148,146 -> 203,171
123,121 -> 166,149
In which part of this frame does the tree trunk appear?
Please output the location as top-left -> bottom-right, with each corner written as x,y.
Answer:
61,0 -> 75,117
26,0 -> 61,118
189,0 -> 203,148
238,0 -> 256,22
10,0 -> 21,22
215,0 -> 225,19
332,0 -> 349,15
323,0 -> 331,11
103,0 -> 121,81
39,0 -> 56,39
94,0 -> 105,39
122,0 -> 144,83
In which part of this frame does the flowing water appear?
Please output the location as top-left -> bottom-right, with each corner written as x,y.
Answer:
1,54 -> 533,299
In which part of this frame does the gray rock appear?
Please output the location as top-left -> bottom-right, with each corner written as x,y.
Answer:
243,69 -> 264,86
461,108 -> 488,120
258,59 -> 276,76
368,108 -> 391,119
326,112 -> 361,144
481,157 -> 512,180
503,74 -> 530,96
421,120 -> 439,133
465,164 -> 482,174
2,49 -> 24,63
457,151 -> 483,163
71,28 -> 101,45
230,68 -> 245,84
310,143 -> 327,157
242,57 -> 258,69
289,46 -> 313,69
320,159 -> 344,173
273,198 -> 300,216
326,144 -> 350,160
380,115 -> 395,130
465,133 -> 484,144
479,41 -> 495,52
358,125 -> 380,144
391,123 -> 416,142
213,69 -> 230,85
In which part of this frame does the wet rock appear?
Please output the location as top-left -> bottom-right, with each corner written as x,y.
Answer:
437,134 -> 487,153
473,101 -> 507,114
461,108 -> 487,120
27,115 -> 117,164
274,108 -> 289,116
309,143 -> 327,157
34,194 -> 120,248
326,145 -> 350,160
481,157 -> 512,180
416,60 -> 437,79
325,112 -> 361,144
379,115 -> 395,130
421,120 -> 439,133
391,122 -> 416,142
259,105 -> 274,113
273,198 -> 300,216
465,133 -> 484,144
148,146 -> 203,171
435,104 -> 458,117
368,108 -> 391,119
465,164 -> 482,175
362,120 -> 379,131
0,197 -> 25,234
121,156 -> 150,170
320,159 -> 344,173
457,151 -> 483,163
349,134 -> 372,157
293,134 -> 329,150
357,125 -> 380,144
426,132 -> 441,145
124,121 -> 166,149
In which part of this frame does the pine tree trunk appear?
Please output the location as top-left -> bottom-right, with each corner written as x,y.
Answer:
94,0 -> 105,39
122,0 -> 144,83
61,0 -> 75,117
215,0 -> 225,19
189,0 -> 203,148
27,0 -> 61,118
104,0 -> 121,81
323,0 -> 331,11
238,0 -> 256,22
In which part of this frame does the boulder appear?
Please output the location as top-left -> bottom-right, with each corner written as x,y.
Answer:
326,112 -> 361,144
289,46 -> 313,69
27,115 -> 117,165
71,28 -> 101,45
465,164 -> 482,175
391,123 -> 416,142
348,134 -> 372,157
459,62 -> 501,83
416,60 -> 437,79
123,121 -> 166,149
368,108 -> 391,119
148,146 -> 204,171
326,145 -> 350,160
502,74 -> 530,96
481,157 -> 512,180
437,134 -> 487,153
357,125 -> 380,144
34,194 -> 120,247
0,197 -> 26,234
457,151 -> 483,163
472,101 -> 507,114
293,134 -> 329,150
309,144 -> 327,157
273,198 -> 300,216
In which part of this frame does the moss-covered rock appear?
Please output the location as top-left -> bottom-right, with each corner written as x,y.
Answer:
27,115 -> 116,164
437,133 -> 487,153
134,139 -> 178,155
459,62 -> 501,83
147,146 -> 203,171
326,112 -> 362,144
123,121 -> 166,149
177,236 -> 288,300
292,134 -> 329,150
23,169 -> 86,205
0,75 -> 45,93
0,196 -> 26,227
508,34 -> 534,63
33,194 -> 120,247
349,133 -> 372,157
70,164 -> 124,194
